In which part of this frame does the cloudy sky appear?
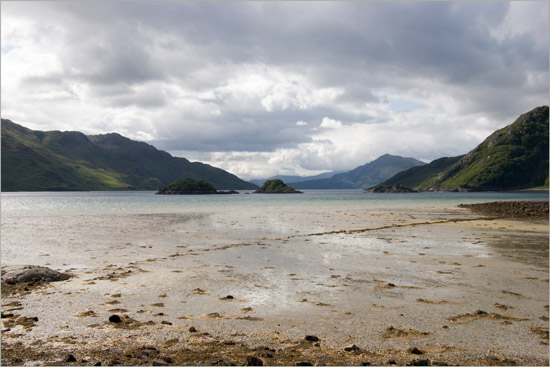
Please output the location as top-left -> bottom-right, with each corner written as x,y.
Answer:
2,1 -> 548,180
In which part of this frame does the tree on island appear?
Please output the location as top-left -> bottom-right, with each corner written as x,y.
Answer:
157,178 -> 227,195
254,179 -> 302,193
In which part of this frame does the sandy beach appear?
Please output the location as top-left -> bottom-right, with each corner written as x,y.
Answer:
1,199 -> 548,366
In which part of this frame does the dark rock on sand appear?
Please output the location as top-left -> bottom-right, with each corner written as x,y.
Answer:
1,265 -> 70,284
246,356 -> 264,366
409,359 -> 430,366
304,335 -> 320,342
109,315 -> 122,324
458,201 -> 549,219
408,347 -> 423,355
189,326 -> 197,332
343,344 -> 360,352
152,360 -> 169,366
64,354 -> 77,362
296,362 -> 313,366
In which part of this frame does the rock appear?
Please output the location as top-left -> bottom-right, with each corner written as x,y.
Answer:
163,357 -> 174,364
152,360 -> 168,366
408,347 -> 423,355
254,179 -> 302,194
410,359 -> 430,366
246,356 -> 264,366
361,363 -> 371,366
1,265 -> 70,284
189,326 -> 197,332
108,315 -> 122,323
225,295 -> 234,299
93,362 -> 102,366
64,354 -> 77,362
296,362 -> 313,366
343,344 -> 360,352
304,335 -> 320,342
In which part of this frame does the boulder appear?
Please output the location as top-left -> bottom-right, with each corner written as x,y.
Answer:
1,265 -> 70,284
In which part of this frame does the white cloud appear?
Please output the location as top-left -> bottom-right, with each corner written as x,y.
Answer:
319,117 -> 343,129
1,1 -> 547,180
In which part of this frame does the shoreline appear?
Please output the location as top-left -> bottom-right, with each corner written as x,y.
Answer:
2,200 -> 548,366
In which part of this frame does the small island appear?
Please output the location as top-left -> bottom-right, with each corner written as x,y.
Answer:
367,184 -> 418,193
156,178 -> 239,195
254,179 -> 303,194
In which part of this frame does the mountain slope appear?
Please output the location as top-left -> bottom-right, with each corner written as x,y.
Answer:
1,119 -> 257,191
294,154 -> 425,189
433,105 -> 549,191
378,106 -> 549,191
380,155 -> 464,189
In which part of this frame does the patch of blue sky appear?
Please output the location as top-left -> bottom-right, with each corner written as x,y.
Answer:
389,99 -> 423,112
1,45 -> 18,54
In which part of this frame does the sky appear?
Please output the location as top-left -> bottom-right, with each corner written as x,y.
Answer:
1,1 -> 548,180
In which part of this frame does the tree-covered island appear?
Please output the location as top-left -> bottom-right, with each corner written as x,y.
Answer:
156,178 -> 239,195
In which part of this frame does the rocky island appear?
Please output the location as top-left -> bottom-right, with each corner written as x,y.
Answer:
254,179 -> 303,193
156,178 -> 239,195
367,184 -> 418,193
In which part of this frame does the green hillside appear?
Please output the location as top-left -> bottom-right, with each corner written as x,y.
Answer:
434,106 -> 549,191
381,155 -> 464,189
378,106 -> 549,191
1,119 -> 257,191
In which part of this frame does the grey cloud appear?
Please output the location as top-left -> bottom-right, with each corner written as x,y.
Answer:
2,1 -> 548,167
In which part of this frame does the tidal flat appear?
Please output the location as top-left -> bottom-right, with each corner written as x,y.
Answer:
1,195 -> 548,366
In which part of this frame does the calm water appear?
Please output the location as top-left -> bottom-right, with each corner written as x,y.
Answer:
1,190 -> 548,217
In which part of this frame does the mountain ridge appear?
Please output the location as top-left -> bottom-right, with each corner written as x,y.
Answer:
377,105 -> 549,191
293,154 -> 425,189
1,119 -> 257,191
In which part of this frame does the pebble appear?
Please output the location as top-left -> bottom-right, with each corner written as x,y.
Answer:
304,335 -> 319,342
408,347 -> 423,355
108,315 -> 122,323
410,359 -> 430,366
64,354 -> 77,362
152,360 -> 168,366
188,326 -> 197,332
343,344 -> 360,352
246,356 -> 263,366
296,362 -> 313,366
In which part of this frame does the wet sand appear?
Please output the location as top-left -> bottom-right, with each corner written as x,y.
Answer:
1,202 -> 549,366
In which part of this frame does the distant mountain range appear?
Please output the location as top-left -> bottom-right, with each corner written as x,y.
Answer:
3,105 -> 547,192
1,119 -> 257,191
292,154 -> 425,189
378,105 -> 549,191
249,171 -> 345,187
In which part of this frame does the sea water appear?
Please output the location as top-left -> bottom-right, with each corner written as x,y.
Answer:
1,190 -> 547,217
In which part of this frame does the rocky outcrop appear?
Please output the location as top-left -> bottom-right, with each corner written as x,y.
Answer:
1,265 -> 70,284
254,179 -> 302,194
368,184 -> 418,193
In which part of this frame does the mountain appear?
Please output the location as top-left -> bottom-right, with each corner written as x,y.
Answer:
378,105 -> 549,191
250,171 -> 345,186
293,154 -> 425,189
1,119 -> 257,191
380,155 -> 464,189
